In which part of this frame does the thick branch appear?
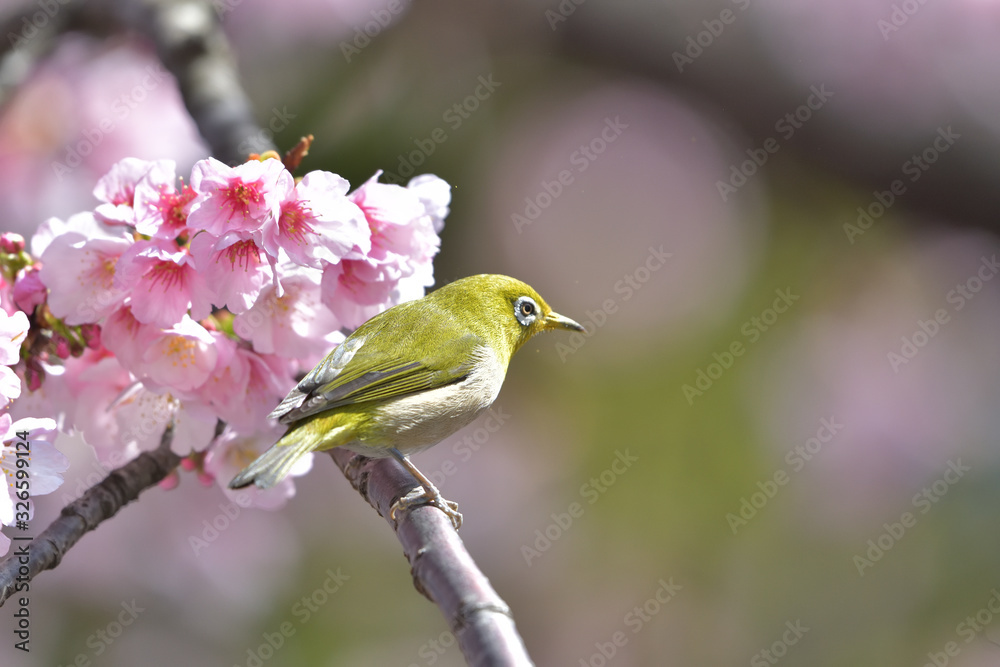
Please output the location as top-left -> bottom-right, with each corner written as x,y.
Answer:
0,424 -> 180,606
330,449 -> 535,667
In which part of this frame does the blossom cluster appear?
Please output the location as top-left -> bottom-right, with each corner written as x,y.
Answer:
0,154 -> 449,549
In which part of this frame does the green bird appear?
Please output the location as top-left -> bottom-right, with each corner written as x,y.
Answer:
229,274 -> 584,529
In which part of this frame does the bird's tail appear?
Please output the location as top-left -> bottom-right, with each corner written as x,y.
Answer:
228,424 -> 336,490
228,438 -> 309,490
229,412 -> 360,490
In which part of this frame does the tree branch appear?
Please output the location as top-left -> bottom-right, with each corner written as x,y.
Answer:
0,423 -> 180,606
329,449 -> 536,667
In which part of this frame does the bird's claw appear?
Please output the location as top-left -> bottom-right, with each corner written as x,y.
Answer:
390,486 -> 463,531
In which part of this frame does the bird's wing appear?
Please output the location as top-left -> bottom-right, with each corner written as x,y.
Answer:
269,330 -> 484,424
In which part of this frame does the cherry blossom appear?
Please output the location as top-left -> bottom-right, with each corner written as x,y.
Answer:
188,231 -> 272,315
263,170 -> 370,270
115,239 -> 213,327
0,310 -> 28,408
187,157 -> 289,236
233,266 -> 342,361
38,212 -> 132,325
133,160 -> 196,240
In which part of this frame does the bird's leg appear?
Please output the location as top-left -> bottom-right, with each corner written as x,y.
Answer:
388,448 -> 463,531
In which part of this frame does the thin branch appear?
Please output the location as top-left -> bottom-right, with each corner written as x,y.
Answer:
0,423 -> 180,606
330,449 -> 536,667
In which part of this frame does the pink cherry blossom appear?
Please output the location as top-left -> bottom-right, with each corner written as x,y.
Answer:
233,266 -> 342,360
200,342 -> 293,434
0,310 -> 28,367
349,171 -> 428,262
29,212 -> 124,258
319,171 -> 445,326
262,170 -> 371,269
188,231 -> 272,315
407,173 -> 451,234
93,158 -> 174,226
38,213 -> 132,325
0,309 -> 28,408
12,266 -> 46,314
321,258 -> 406,329
101,307 -> 161,371
114,239 -> 212,327
0,233 -> 24,254
137,316 -> 218,394
133,160 -> 196,240
187,157 -> 290,236
0,368 -> 20,409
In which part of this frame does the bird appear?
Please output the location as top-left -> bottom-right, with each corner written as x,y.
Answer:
229,274 -> 584,529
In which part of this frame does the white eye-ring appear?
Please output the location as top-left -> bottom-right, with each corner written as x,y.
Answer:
513,296 -> 538,327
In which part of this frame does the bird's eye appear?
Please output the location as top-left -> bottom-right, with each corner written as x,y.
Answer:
513,296 -> 538,326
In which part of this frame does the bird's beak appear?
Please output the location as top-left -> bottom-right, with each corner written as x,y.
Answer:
544,311 -> 586,332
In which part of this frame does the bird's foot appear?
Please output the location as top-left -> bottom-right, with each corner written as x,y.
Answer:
390,486 -> 463,531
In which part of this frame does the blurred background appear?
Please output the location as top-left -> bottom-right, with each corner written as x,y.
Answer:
3,0 -> 1000,665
